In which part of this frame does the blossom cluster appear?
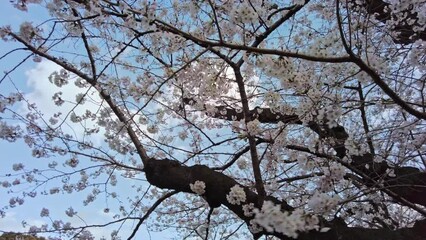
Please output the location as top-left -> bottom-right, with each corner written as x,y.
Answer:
40,208 -> 50,217
307,191 -> 340,213
190,180 -> 206,195
19,21 -> 36,41
344,138 -> 364,156
226,185 -> 246,205
0,93 -> 22,113
230,2 -> 257,24
49,69 -> 69,88
0,121 -> 22,142
297,154 -> 315,171
12,163 -> 24,171
253,201 -> 319,238
9,197 -> 24,207
65,207 -> 77,217
65,157 -> 79,168
316,105 -> 342,128
323,162 -> 346,180
255,56 -> 295,81
242,203 -> 255,217
237,158 -> 249,170
246,119 -> 261,136
264,91 -> 282,112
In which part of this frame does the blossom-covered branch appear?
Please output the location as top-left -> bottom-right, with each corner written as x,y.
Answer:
186,100 -> 426,209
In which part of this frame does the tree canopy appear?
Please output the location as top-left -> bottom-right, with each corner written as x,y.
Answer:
0,0 -> 425,239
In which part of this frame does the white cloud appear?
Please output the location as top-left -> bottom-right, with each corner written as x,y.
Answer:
22,60 -> 104,145
0,211 -> 46,233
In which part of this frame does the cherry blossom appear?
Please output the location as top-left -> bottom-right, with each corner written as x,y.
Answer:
226,185 -> 246,205
0,0 -> 425,239
190,180 -> 206,195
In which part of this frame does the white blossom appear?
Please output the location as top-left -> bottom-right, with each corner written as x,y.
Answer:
147,125 -> 158,134
0,26 -> 11,41
49,69 -> 69,88
65,157 -> 79,168
40,208 -> 50,217
230,2 -> 257,24
12,163 -> 24,171
248,219 -> 263,234
387,168 -> 396,177
226,185 -> 246,205
178,130 -> 188,140
70,112 -> 81,123
323,162 -> 346,180
2,181 -> 11,188
253,202 -> 319,238
246,119 -> 261,136
237,158 -> 249,170
12,179 -> 20,185
19,21 -> 36,41
50,187 -> 60,194
190,180 -> 206,195
65,207 -> 77,217
307,191 -> 340,213
48,161 -> 58,168
242,203 -> 255,217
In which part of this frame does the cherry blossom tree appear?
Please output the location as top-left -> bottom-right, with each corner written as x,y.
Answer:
1,0 -> 425,239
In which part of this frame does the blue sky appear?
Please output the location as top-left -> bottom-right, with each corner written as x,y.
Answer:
1,2 -> 254,239
0,2 -> 176,239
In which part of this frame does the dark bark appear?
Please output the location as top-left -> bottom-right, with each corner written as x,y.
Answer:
144,158 -> 293,212
315,125 -> 426,209
185,103 -> 426,208
354,0 -> 426,44
183,98 -> 301,124
350,154 -> 426,207
143,158 -> 426,239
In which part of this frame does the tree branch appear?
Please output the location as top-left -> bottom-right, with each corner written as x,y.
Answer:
353,0 -> 426,44
143,158 -> 426,239
188,102 -> 426,208
127,191 -> 178,240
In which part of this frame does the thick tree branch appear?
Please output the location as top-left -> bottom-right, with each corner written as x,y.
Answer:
154,19 -> 352,63
9,32 -> 94,84
143,158 -> 426,239
232,67 -> 266,199
143,158 -> 292,212
337,0 -> 426,121
354,0 -> 426,44
182,98 -> 301,124
191,102 -> 426,208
